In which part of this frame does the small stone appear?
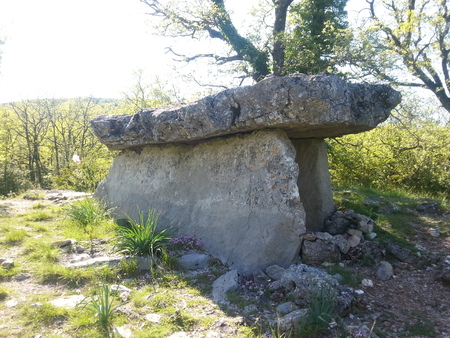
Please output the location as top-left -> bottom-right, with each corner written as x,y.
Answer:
367,232 -> 377,240
348,229 -> 363,238
243,304 -> 258,314
347,235 -> 361,247
301,240 -> 341,264
375,261 -> 394,281
303,233 -> 317,241
177,253 -> 210,270
441,267 -> 450,284
5,299 -> 19,308
74,245 -> 86,253
355,289 -> 364,295
429,228 -> 441,238
145,313 -> 162,323
252,269 -> 270,285
31,302 -> 42,308
276,302 -> 299,315
275,309 -> 309,332
1,259 -> 14,269
113,326 -> 133,338
51,239 -> 75,248
49,295 -> 85,308
315,232 -> 333,241
265,265 -> 286,281
331,234 -> 350,254
362,279 -> 374,287
385,242 -> 414,263
14,273 -> 30,281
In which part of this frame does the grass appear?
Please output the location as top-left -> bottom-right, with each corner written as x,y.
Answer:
78,284 -> 128,335
0,188 -> 447,337
115,209 -> 176,258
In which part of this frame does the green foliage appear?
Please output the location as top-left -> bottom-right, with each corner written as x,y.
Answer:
115,209 -> 175,258
21,303 -> 69,327
298,285 -> 336,337
66,198 -> 111,254
78,284 -> 128,334
328,121 -> 450,198
0,286 -> 8,301
285,0 -> 349,74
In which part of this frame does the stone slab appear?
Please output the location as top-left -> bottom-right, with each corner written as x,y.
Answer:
91,74 -> 401,151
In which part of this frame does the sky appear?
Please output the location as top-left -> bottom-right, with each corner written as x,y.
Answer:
0,0 -> 363,104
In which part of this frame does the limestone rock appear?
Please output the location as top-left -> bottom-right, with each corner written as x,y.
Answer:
385,242 -> 414,263
91,74 -> 400,151
95,130 -> 305,274
301,239 -> 341,265
375,261 -> 394,280
265,265 -> 287,281
331,234 -> 350,254
49,295 -> 85,308
275,308 -> 309,333
177,254 -> 210,270
212,270 -> 239,303
0,258 -> 14,269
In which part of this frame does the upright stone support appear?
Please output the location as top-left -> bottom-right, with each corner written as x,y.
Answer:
292,139 -> 334,232
95,130 -> 306,274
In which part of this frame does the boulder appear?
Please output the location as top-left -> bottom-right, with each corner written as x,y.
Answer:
375,261 -> 394,280
212,270 -> 239,304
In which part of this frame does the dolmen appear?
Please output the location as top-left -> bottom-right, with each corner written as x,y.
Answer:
91,73 -> 401,274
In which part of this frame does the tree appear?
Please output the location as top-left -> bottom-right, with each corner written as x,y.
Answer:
140,0 -> 349,81
284,0 -> 349,74
344,0 -> 450,113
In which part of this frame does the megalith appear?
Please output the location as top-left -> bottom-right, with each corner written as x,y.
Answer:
91,73 -> 401,274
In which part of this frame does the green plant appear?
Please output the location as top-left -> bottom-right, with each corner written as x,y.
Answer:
66,198 -> 109,255
25,210 -> 53,221
21,302 -> 69,328
297,285 -> 336,337
78,284 -> 127,335
115,209 -> 175,258
3,228 -> 28,244
0,286 -> 9,300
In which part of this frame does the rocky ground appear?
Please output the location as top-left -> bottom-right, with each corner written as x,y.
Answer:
0,190 -> 449,337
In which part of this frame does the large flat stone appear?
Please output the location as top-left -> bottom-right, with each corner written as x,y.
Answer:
95,130 -> 305,274
91,74 -> 401,151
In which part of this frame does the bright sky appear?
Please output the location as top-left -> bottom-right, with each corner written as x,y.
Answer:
0,0 -> 363,104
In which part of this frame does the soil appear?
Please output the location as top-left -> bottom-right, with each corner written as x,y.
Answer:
0,190 -> 449,337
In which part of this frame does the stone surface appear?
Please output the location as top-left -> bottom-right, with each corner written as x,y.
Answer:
265,265 -> 287,281
91,74 -> 400,151
293,139 -> 334,232
95,130 -> 305,274
385,242 -> 414,263
331,234 -> 350,254
49,295 -> 85,308
212,270 -> 239,304
276,302 -> 299,315
177,253 -> 210,270
301,239 -> 341,265
375,261 -> 394,281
